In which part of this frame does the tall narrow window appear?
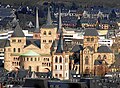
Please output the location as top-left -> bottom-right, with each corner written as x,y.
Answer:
55,65 -> 57,70
85,56 -> 89,65
55,56 -> 58,63
37,66 -> 39,72
60,65 -> 62,70
59,57 -> 62,63
13,48 -> 16,52
18,48 -> 20,52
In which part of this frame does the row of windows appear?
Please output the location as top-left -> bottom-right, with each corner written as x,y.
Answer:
55,57 -> 62,63
12,39 -> 21,43
43,31 -> 51,35
42,63 -> 51,67
22,57 -> 40,61
13,48 -> 20,52
87,38 -> 94,42
55,74 -> 62,78
55,57 -> 68,63
43,40 -> 52,43
44,58 -> 49,61
55,65 -> 62,70
13,57 -> 19,61
55,73 -> 67,78
12,62 -> 20,66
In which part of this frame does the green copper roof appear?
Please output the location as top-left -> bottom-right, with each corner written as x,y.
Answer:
21,50 -> 40,56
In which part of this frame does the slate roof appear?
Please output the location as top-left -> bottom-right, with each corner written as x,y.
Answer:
0,39 -> 7,48
97,46 -> 113,53
41,7 -> 56,29
86,46 -> 94,51
71,45 -> 83,53
23,78 -> 48,88
84,28 -> 98,36
56,33 -> 64,53
11,24 -> 25,37
5,40 -> 10,47
26,39 -> 41,48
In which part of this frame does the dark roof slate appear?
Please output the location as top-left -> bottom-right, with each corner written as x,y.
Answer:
84,28 -> 98,36
26,39 -> 40,48
11,24 -> 25,37
97,46 -> 112,53
56,33 -> 64,53
0,39 -> 7,48
71,45 -> 83,53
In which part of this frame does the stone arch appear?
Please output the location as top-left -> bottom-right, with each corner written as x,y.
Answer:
43,68 -> 50,72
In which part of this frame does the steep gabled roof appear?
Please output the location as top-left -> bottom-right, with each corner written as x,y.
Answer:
26,39 -> 40,48
0,39 -> 7,48
97,45 -> 113,53
84,28 -> 98,36
11,24 -> 25,37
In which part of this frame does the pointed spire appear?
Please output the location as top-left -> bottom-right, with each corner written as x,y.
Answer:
57,7 -> 62,34
36,7 -> 39,30
56,33 -> 64,53
46,7 -> 52,25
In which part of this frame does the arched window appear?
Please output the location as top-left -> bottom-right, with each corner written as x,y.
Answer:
43,31 -> 46,35
103,55 -> 107,59
48,31 -> 51,35
59,57 -> 62,63
85,56 -> 89,65
55,56 -> 58,63
98,55 -> 101,59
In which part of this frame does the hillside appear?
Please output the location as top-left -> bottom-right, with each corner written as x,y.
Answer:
0,0 -> 120,8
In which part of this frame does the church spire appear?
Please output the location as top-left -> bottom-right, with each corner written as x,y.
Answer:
57,7 -> 62,34
56,32 -> 64,53
46,7 -> 52,25
36,7 -> 39,30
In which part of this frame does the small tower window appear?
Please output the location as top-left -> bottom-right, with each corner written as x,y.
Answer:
18,48 -> 20,52
87,38 -> 90,41
43,31 -> 46,35
48,31 -> 51,35
91,38 -> 94,41
43,40 -> 46,43
103,55 -> 107,59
